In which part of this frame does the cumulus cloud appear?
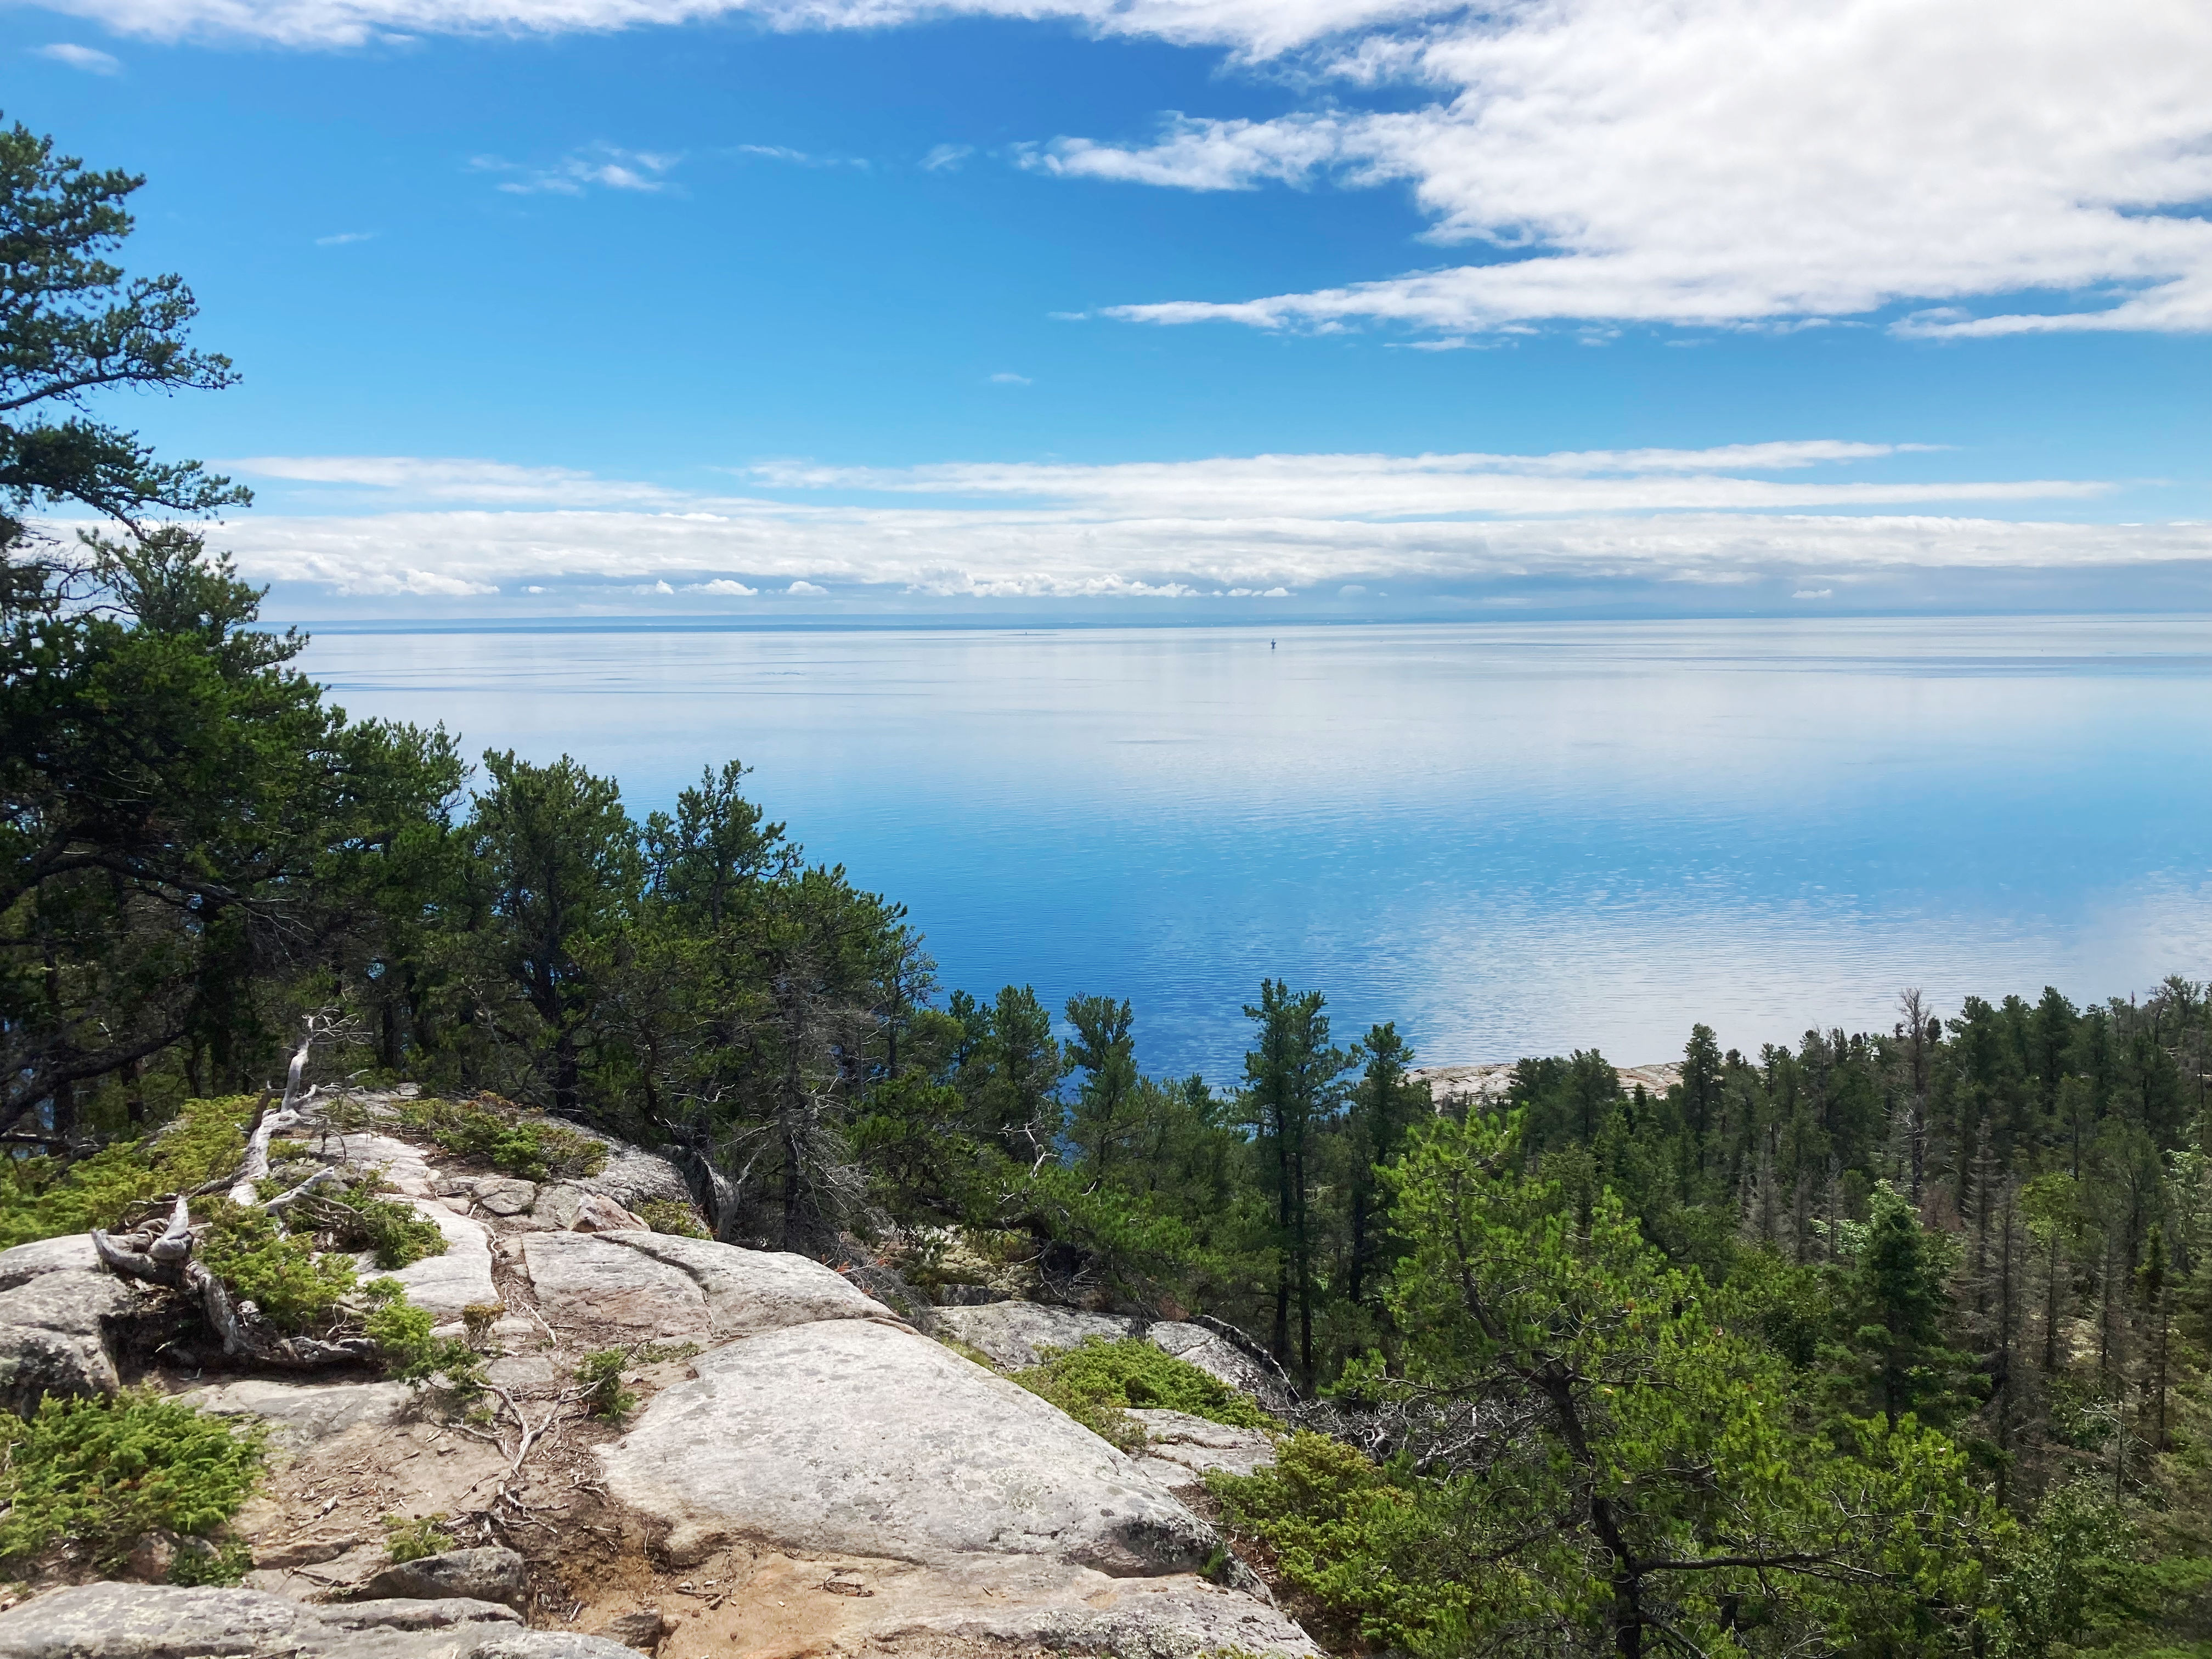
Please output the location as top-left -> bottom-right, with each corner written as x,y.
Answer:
33,41 -> 121,70
1076,0 -> 2212,336
41,0 -> 2212,337
170,438 -> 2208,602
988,371 -> 1034,385
313,229 -> 376,245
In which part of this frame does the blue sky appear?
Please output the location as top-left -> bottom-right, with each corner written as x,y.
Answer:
6,0 -> 2209,619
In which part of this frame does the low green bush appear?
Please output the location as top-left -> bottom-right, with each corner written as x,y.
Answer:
1206,1430 -> 1465,1656
1012,1336 -> 1269,1451
575,1349 -> 638,1421
195,1202 -> 359,1332
306,1187 -> 448,1270
381,1511 -> 453,1564
0,1096 -> 259,1249
0,1390 -> 266,1576
396,1097 -> 607,1182
634,1199 -> 709,1238
362,1278 -> 487,1398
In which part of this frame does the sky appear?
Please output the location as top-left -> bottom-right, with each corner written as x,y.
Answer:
5,0 -> 2209,621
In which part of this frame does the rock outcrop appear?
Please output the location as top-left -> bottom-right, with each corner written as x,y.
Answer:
0,1584 -> 636,1659
0,1233 -> 157,1414
601,1318 -> 1212,1571
0,1092 -> 1311,1658
935,1301 -> 1297,1410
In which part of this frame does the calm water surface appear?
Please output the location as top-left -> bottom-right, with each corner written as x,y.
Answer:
300,618 -> 2212,1082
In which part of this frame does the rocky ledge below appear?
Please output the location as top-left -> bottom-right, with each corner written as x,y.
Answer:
0,1091 -> 1313,1659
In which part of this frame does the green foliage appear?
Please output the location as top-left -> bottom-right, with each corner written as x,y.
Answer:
380,1511 -> 453,1564
1210,1432 -> 1470,1655
396,1096 -> 607,1182
166,1537 -> 254,1586
0,1390 -> 264,1571
634,1198 -> 709,1238
1316,1110 -> 2011,1657
574,1349 -> 638,1421
0,1094 -> 256,1248
195,1200 -> 357,1332
361,1278 -> 486,1397
1015,1336 -> 1268,1441
307,1186 -> 448,1269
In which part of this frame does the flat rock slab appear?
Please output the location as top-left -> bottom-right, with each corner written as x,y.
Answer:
1127,1409 -> 1279,1493
0,1235 -> 155,1413
520,1232 -> 703,1339
569,1138 -> 692,1212
599,1318 -> 1214,1572
0,1583 -> 636,1659
934,1304 -> 1296,1410
1148,1321 -> 1298,1412
320,1132 -> 438,1198
519,1232 -> 885,1342
931,1302 -> 1133,1369
361,1545 -> 528,1609
384,1201 -> 495,1317
182,1378 -> 415,1448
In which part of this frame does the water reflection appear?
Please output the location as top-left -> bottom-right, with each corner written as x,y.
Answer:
301,618 -> 2212,1081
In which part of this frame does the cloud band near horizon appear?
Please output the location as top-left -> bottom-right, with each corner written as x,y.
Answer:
77,440 -> 2203,601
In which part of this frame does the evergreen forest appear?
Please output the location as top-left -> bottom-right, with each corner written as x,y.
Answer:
6,114 -> 2212,1657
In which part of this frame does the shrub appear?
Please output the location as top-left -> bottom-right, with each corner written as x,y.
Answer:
634,1199 -> 709,1238
1206,1431 -> 1465,1656
575,1350 -> 638,1422
0,1390 -> 266,1573
362,1278 -> 487,1398
308,1187 -> 448,1270
1013,1336 -> 1268,1444
0,1096 -> 258,1249
381,1511 -> 453,1564
195,1202 -> 358,1332
461,1302 -> 505,1346
397,1098 -> 607,1182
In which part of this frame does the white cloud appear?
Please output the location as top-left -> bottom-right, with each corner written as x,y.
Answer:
62,0 -> 2211,337
314,230 -> 376,245
1071,0 -> 2212,336
33,0 -> 1454,53
744,443 -> 2100,519
1018,113 -> 1347,190
228,454 -> 707,507
922,143 -> 975,172
471,143 -> 680,195
182,439 -> 2208,602
33,41 -> 121,71
989,371 -> 1034,385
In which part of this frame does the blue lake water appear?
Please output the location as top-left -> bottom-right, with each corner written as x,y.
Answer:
300,617 -> 2212,1084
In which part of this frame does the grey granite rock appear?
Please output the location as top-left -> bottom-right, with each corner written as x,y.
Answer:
518,1231 -> 885,1342
930,1302 -> 1133,1369
0,1583 -> 637,1659
599,1316 -> 1216,1572
181,1378 -> 415,1448
360,1545 -> 529,1610
0,1234 -> 154,1414
1127,1409 -> 1279,1493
